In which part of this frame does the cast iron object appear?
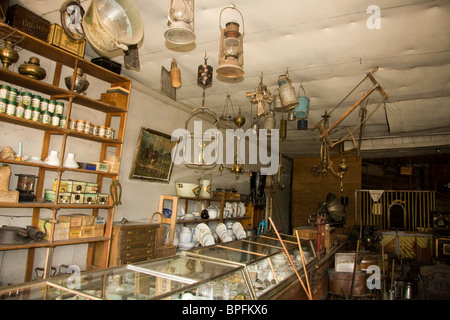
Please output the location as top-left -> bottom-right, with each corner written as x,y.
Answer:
0,224 -> 47,245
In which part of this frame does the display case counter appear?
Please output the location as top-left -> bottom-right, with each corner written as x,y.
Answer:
0,234 -> 341,300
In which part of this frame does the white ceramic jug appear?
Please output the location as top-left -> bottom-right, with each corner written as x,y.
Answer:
206,206 -> 218,219
179,226 -> 193,243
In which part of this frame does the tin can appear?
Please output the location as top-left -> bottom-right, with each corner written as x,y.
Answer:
55,101 -> 64,115
40,98 -> 49,111
31,107 -> 41,122
105,127 -> 112,139
69,118 -> 77,130
48,100 -> 56,113
21,92 -> 32,106
110,128 -> 115,139
98,125 -> 106,137
92,125 -> 99,136
15,92 -> 22,105
6,100 -> 16,115
42,111 -> 51,124
0,98 -> 7,113
84,121 -> 91,134
24,105 -> 33,120
59,116 -> 66,128
15,103 -> 24,118
8,87 -> 18,102
0,85 -> 10,99
31,95 -> 41,108
51,113 -> 60,126
76,119 -> 85,132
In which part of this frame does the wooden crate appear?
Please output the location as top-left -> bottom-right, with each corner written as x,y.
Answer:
6,4 -> 50,41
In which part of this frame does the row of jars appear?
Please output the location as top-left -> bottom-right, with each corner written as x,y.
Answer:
0,84 -> 67,127
68,118 -> 115,139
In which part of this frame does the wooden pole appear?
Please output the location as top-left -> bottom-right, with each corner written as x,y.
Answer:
268,217 -> 312,300
295,230 -> 312,299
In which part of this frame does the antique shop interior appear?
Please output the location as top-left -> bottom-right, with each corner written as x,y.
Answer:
0,0 -> 449,301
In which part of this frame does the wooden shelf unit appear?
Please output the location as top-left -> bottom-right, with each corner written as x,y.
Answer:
158,193 -> 254,245
0,22 -> 131,283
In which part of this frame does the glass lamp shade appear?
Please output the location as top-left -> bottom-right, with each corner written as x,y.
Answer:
217,22 -> 244,78
165,0 -> 196,44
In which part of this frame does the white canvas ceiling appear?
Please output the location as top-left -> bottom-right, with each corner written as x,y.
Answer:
11,0 -> 450,159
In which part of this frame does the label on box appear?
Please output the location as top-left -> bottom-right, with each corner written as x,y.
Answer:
53,180 -> 73,192
69,227 -> 81,239
85,183 -> 99,193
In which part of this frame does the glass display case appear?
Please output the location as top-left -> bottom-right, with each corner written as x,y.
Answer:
0,235 -> 317,300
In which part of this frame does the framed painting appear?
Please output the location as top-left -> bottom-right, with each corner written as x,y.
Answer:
129,127 -> 177,183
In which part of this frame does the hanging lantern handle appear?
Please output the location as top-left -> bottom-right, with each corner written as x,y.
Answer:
219,4 -> 245,35
298,82 -> 307,96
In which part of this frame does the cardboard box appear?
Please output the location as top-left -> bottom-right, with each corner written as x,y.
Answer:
53,180 -> 73,193
69,227 -> 81,239
97,193 -> 109,205
94,224 -> 105,237
83,193 -> 97,205
80,215 -> 95,226
47,23 -> 85,58
59,214 -> 83,227
85,183 -> 99,193
70,193 -> 84,204
72,181 -> 86,193
101,91 -> 128,109
38,219 -> 70,241
44,190 -> 71,204
0,190 -> 19,203
80,226 -> 94,238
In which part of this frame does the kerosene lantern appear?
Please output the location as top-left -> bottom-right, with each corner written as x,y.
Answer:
164,0 -> 196,45
216,5 -> 244,78
16,174 -> 37,202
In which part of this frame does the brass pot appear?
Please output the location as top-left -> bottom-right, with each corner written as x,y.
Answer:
18,57 -> 46,80
0,40 -> 19,69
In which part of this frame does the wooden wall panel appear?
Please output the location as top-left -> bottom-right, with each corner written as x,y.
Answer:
292,156 -> 361,233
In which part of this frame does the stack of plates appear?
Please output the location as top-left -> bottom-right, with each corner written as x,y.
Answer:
195,223 -> 215,247
232,222 -> 246,239
215,223 -> 232,242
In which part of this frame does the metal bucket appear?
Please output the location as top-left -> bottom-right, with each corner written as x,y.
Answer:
294,96 -> 310,119
297,119 -> 308,130
83,0 -> 144,53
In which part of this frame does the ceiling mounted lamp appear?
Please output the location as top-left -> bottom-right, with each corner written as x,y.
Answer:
216,4 -> 245,78
182,54 -> 220,170
164,0 -> 196,45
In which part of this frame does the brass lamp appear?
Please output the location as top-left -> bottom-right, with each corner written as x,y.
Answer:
217,5 -> 244,78
164,0 -> 196,45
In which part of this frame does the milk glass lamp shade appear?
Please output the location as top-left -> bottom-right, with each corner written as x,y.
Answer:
217,6 -> 245,78
164,0 -> 196,44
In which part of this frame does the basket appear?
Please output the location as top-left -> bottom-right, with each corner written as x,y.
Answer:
151,212 -> 167,247
156,243 -> 177,258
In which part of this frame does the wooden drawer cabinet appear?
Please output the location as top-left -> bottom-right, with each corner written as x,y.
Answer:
109,222 -> 158,267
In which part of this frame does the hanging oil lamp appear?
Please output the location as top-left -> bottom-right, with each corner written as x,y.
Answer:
216,5 -> 244,78
164,0 -> 196,45
0,40 -> 19,69
220,93 -> 236,123
234,105 -> 245,128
